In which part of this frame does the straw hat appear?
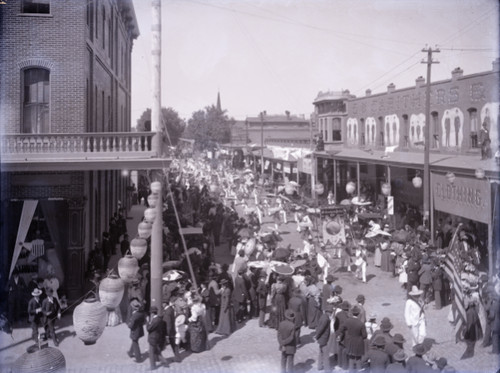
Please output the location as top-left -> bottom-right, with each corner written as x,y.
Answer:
408,285 -> 423,296
393,349 -> 407,362
31,288 -> 42,297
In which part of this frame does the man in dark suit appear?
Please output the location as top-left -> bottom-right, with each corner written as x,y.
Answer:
322,274 -> 334,312
288,288 -> 305,346
339,305 -> 367,372
27,288 -> 43,343
233,268 -> 249,323
315,308 -> 333,372
162,298 -> 181,362
256,272 -> 268,327
277,309 -> 297,373
41,288 -> 60,346
335,300 -> 351,370
361,335 -> 390,373
147,306 -> 167,370
7,270 -> 26,324
127,299 -> 146,362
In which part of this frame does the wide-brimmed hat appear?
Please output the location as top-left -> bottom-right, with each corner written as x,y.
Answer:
285,309 -> 295,321
380,317 -> 393,331
31,288 -> 42,297
368,312 -> 377,320
356,294 -> 365,302
409,285 -> 423,296
351,306 -> 361,316
372,335 -> 386,347
393,333 -> 406,344
412,343 -> 426,355
393,349 -> 407,362
340,300 -> 351,311
326,274 -> 334,283
175,314 -> 186,326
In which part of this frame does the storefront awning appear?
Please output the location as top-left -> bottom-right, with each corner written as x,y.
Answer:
432,155 -> 500,179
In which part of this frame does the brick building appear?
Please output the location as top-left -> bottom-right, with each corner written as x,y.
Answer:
0,0 -> 168,300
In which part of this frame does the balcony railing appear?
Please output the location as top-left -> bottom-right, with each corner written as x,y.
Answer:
1,132 -> 157,161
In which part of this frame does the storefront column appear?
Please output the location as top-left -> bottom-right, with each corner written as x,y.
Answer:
333,159 -> 337,203
356,162 -> 361,196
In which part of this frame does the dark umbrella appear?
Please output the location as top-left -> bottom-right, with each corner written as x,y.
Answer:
273,247 -> 291,261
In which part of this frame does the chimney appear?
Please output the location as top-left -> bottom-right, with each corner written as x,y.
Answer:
415,76 -> 425,88
365,89 -> 372,97
493,58 -> 500,72
387,83 -> 395,93
451,67 -> 463,80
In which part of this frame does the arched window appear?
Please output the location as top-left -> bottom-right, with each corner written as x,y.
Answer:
22,68 -> 50,133
402,114 -> 409,147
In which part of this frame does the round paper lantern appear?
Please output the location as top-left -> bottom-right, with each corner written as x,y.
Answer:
326,221 -> 341,235
285,185 -> 295,195
412,176 -> 422,188
209,184 -> 219,193
446,172 -> 456,184
381,182 -> 391,196
475,168 -> 485,179
346,181 -> 356,194
73,297 -> 107,345
130,238 -> 147,260
147,194 -> 159,208
138,221 -> 152,239
99,274 -> 124,310
315,183 -> 324,195
150,181 -> 162,194
12,346 -> 66,373
118,255 -> 139,283
144,208 -> 157,223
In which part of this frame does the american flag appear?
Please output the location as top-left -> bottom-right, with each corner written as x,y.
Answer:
442,223 -> 466,332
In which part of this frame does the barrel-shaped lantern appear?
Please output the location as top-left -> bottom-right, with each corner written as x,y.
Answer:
150,181 -> 162,194
209,184 -> 219,193
99,274 -> 124,310
147,193 -> 159,208
130,238 -> 148,260
138,221 -> 152,239
285,185 -> 295,195
144,208 -> 157,224
73,297 -> 107,345
12,346 -> 66,373
412,176 -> 422,188
346,181 -> 356,194
118,255 -> 139,283
381,182 -> 391,196
326,221 -> 341,235
315,183 -> 324,195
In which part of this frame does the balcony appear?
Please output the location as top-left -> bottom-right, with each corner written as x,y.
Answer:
0,132 -> 171,172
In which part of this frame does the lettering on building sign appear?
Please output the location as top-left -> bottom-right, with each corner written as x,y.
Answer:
470,83 -> 486,102
434,182 -> 484,208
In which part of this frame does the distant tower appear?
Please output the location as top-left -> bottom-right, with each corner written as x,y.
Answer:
216,91 -> 222,112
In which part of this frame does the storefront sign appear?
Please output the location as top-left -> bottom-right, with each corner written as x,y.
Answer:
432,173 -> 491,224
298,158 -> 312,174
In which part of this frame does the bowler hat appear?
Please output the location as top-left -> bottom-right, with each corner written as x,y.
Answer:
326,274 -> 334,283
412,343 -> 426,355
340,300 -> 351,311
436,357 -> 448,369
285,309 -> 295,321
380,317 -> 394,331
393,349 -> 407,362
356,294 -> 365,302
351,306 -> 361,316
372,335 -> 386,347
31,288 -> 42,297
393,333 -> 406,344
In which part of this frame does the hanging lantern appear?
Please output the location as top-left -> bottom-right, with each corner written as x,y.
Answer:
144,208 -> 157,223
285,185 -> 295,195
381,182 -> 391,196
446,172 -> 456,184
12,345 -> 66,373
315,183 -> 324,195
99,274 -> 124,310
73,297 -> 107,345
130,238 -> 148,260
150,181 -> 162,194
147,193 -> 159,208
412,176 -> 422,188
138,221 -> 152,239
346,181 -> 356,194
326,221 -> 341,235
209,184 -> 219,193
118,255 -> 139,283
475,168 -> 485,179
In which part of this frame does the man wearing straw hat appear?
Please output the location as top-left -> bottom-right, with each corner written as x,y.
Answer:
404,286 -> 427,346
41,288 -> 61,346
127,299 -> 146,363
27,288 -> 44,343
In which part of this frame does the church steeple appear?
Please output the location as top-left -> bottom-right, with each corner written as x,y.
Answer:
216,91 -> 222,112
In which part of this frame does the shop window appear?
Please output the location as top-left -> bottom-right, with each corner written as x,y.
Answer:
22,68 -> 50,134
468,108 -> 479,148
332,118 -> 342,141
22,0 -> 50,14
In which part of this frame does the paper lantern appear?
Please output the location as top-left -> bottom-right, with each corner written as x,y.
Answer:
475,168 -> 485,179
346,181 -> 356,194
144,208 -> 157,223
150,181 -> 161,194
209,184 -> 219,193
99,274 -> 124,310
412,176 -> 422,188
12,345 -> 66,373
73,297 -> 107,345
118,255 -> 139,283
315,183 -> 324,195
381,183 -> 391,196
446,172 -> 456,184
147,194 -> 159,208
130,238 -> 147,260
326,221 -> 341,235
285,185 -> 295,195
138,221 -> 152,239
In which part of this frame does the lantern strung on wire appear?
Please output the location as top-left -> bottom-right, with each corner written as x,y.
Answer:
346,181 -> 356,194
99,273 -> 125,327
150,181 -> 162,194
412,174 -> 422,188
117,255 -> 139,283
315,183 -> 324,196
138,221 -> 152,239
143,208 -> 157,224
130,238 -> 148,260
381,182 -> 391,196
147,193 -> 159,208
73,297 -> 107,345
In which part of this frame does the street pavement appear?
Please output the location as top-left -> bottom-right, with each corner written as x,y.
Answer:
1,201 -> 499,373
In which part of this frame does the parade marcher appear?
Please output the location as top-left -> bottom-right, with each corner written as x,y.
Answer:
460,298 -> 483,359
339,305 -> 367,372
256,272 -> 269,327
288,288 -> 305,346
404,286 -> 426,346
28,288 -> 44,343
354,241 -> 368,283
127,299 -> 146,363
361,335 -> 390,373
216,278 -> 236,336
163,297 -> 181,362
41,288 -> 61,346
315,308 -> 333,372
7,270 -> 26,324
147,306 -> 167,370
206,273 -> 221,332
385,349 -> 408,373
277,309 -> 297,373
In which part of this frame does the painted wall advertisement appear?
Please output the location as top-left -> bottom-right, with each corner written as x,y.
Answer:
431,173 -> 491,224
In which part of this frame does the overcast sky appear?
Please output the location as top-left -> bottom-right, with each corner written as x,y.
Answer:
130,0 -> 499,124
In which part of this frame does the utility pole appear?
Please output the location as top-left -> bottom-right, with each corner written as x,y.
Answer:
260,111 -> 265,175
422,46 -> 439,244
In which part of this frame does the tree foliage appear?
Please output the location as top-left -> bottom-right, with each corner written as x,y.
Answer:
183,105 -> 234,150
136,107 -> 186,146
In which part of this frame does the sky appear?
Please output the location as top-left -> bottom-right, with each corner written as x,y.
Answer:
130,0 -> 499,124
